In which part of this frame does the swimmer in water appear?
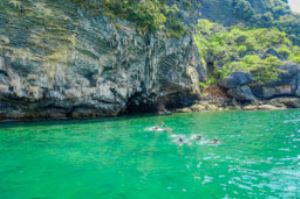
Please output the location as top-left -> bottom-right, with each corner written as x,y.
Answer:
159,121 -> 165,126
171,135 -> 183,145
151,121 -> 165,131
178,137 -> 184,143
153,126 -> 160,130
175,136 -> 187,146
211,138 -> 220,144
170,134 -> 192,146
191,134 -> 202,141
165,127 -> 173,134
154,121 -> 165,129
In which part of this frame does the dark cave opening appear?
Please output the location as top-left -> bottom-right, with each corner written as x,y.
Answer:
125,93 -> 159,115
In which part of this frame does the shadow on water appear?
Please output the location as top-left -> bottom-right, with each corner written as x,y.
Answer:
0,112 -> 167,129
0,108 -> 295,129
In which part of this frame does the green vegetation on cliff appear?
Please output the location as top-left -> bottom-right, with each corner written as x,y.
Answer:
233,0 -> 290,22
194,19 -> 300,84
197,0 -> 300,43
71,0 -> 186,37
1,0 -> 189,37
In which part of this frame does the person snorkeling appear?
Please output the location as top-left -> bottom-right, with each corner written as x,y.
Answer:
211,138 -> 220,145
191,134 -> 202,141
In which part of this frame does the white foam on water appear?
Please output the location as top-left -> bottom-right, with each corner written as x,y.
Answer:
190,134 -> 202,140
237,184 -> 253,191
285,185 -> 296,192
279,148 -> 291,151
144,126 -> 165,132
202,176 -> 213,184
222,195 -> 230,199
280,171 -> 300,178
283,119 -> 300,124
196,162 -> 202,168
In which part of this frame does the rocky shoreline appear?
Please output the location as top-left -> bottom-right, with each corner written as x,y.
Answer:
175,98 -> 300,113
0,100 -> 296,123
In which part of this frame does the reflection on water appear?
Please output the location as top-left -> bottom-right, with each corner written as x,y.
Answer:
0,110 -> 300,198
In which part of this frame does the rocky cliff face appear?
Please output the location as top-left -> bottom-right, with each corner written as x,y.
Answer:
0,1 -> 203,120
0,0 -> 298,120
174,0 -> 289,27
219,63 -> 300,102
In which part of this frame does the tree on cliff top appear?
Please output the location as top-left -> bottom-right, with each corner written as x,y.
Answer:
71,0 -> 186,37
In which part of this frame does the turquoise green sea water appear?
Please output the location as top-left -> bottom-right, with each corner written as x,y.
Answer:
1,110 -> 300,198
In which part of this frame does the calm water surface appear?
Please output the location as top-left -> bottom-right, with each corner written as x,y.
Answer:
0,110 -> 300,198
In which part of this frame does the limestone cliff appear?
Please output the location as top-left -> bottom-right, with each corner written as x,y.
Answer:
0,0 -> 203,119
0,0 -> 299,120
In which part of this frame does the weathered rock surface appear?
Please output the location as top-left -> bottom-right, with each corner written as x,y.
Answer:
218,64 -> 300,103
251,63 -> 300,99
193,0 -> 290,26
218,72 -> 256,101
219,72 -> 253,89
228,86 -> 256,101
243,104 -> 285,111
0,1 -> 203,120
270,97 -> 300,108
175,100 -> 224,113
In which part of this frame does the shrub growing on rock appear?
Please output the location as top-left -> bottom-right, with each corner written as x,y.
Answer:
70,0 -> 186,37
194,19 -> 299,85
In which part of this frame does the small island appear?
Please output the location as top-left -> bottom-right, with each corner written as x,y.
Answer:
0,0 -> 299,198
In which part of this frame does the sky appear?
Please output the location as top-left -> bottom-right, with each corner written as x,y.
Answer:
289,0 -> 300,13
